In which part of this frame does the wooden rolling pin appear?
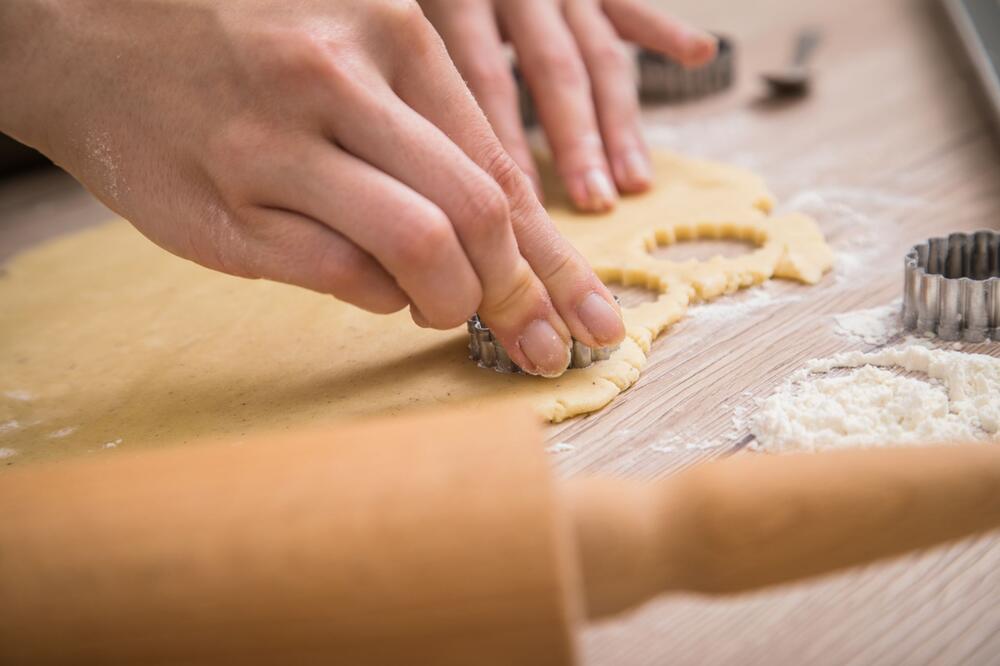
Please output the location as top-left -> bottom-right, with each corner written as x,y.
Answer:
2,403 -> 999,665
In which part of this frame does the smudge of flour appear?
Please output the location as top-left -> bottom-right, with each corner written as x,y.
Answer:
3,390 -> 33,402
833,300 -> 902,346
0,448 -> 17,459
48,426 -> 78,439
686,281 -> 803,323
0,420 -> 20,435
777,187 -> 922,286
545,442 -> 575,454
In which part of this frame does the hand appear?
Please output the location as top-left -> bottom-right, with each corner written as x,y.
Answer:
418,0 -> 716,211
0,0 -> 625,377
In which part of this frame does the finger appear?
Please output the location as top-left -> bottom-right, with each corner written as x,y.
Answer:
220,206 -> 409,315
500,1 -> 618,212
241,138 -> 482,331
316,59 -> 572,375
564,1 -> 651,193
390,14 -> 626,352
421,2 -> 542,199
602,0 -> 717,68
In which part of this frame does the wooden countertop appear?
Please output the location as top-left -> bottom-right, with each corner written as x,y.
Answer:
1,0 -> 998,663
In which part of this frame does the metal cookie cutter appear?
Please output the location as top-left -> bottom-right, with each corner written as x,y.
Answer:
637,35 -> 735,102
902,231 -> 1000,342
516,35 -> 735,127
467,297 -> 621,373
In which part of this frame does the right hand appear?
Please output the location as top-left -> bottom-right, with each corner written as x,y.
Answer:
0,0 -> 625,376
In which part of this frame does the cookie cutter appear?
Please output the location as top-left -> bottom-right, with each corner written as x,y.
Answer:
637,35 -> 735,102
468,297 -> 620,373
516,35 -> 735,127
902,230 -> 1000,342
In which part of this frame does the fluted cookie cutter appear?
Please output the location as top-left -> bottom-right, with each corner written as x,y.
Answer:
516,35 -> 735,127
637,35 -> 735,102
468,297 -> 621,373
902,230 -> 1000,342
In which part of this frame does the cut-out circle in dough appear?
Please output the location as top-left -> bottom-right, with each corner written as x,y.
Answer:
0,152 -> 833,467
651,236 -> 756,263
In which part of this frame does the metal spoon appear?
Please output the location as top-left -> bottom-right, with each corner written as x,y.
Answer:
762,29 -> 821,97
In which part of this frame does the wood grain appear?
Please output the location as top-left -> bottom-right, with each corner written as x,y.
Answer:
557,1 -> 1000,664
0,0 -> 998,663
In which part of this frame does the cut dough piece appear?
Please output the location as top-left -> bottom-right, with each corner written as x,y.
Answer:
0,152 -> 832,466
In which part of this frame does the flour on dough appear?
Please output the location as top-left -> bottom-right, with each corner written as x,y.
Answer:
0,152 -> 832,466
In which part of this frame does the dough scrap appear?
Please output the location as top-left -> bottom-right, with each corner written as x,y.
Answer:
0,152 -> 832,465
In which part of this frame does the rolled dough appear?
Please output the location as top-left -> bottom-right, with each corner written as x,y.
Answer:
0,152 -> 832,466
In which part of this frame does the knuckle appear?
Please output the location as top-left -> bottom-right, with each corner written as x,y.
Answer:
315,247 -> 406,313
478,147 -> 537,211
394,207 -> 455,268
455,178 -> 510,240
480,148 -> 527,195
252,28 -> 356,92
207,123 -> 265,186
531,46 -> 588,88
373,0 -> 427,31
537,248 -> 575,283
590,41 -> 631,72
484,260 -> 537,314
311,242 -> 360,292
464,60 -> 517,96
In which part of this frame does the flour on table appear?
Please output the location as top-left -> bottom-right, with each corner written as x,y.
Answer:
545,442 -> 576,454
3,390 -> 32,402
686,281 -> 802,323
833,300 -> 902,345
0,448 -> 17,459
752,345 -> 1000,452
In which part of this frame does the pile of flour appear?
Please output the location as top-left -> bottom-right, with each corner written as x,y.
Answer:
752,345 -> 1000,452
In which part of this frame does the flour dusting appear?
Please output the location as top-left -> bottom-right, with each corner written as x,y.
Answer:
545,442 -> 575,454
752,346 -> 1000,452
3,390 -> 32,402
833,300 -> 902,345
0,447 -> 17,459
687,281 -> 801,323
0,420 -> 20,435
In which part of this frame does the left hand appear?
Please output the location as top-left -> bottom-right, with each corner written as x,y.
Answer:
418,0 -> 716,212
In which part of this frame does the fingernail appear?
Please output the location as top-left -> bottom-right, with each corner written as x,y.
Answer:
519,319 -> 570,377
583,168 -> 616,211
622,150 -> 652,189
577,292 -> 625,345
684,29 -> 717,65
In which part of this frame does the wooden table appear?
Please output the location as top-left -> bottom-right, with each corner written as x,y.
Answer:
1,0 -> 998,663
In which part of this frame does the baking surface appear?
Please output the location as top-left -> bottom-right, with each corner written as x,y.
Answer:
0,0 -> 998,664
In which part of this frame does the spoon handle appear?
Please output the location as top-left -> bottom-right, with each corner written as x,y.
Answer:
794,29 -> 822,67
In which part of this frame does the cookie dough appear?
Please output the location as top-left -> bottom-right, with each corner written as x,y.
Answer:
0,152 -> 832,466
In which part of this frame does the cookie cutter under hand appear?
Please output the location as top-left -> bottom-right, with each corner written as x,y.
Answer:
902,230 -> 1000,342
515,35 -> 735,127
636,35 -> 735,102
468,297 -> 621,374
